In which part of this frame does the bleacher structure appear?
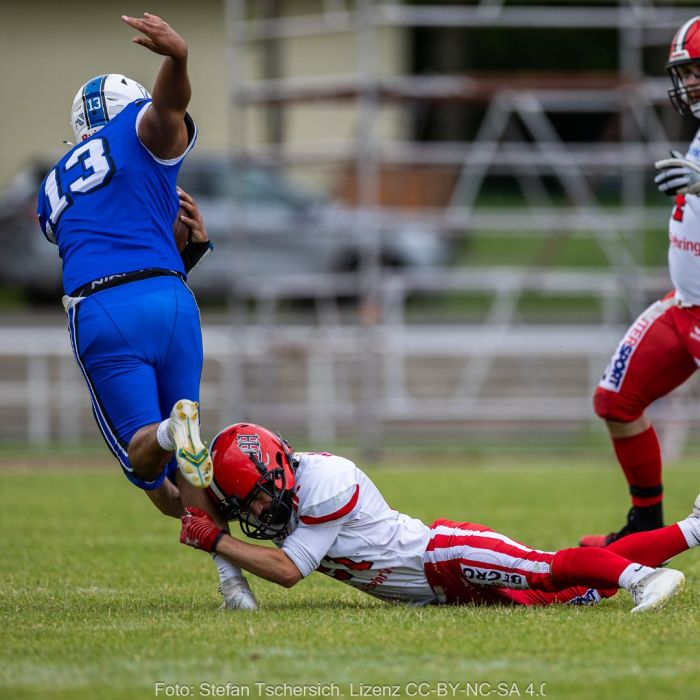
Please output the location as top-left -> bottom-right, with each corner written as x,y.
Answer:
6,1 -> 700,455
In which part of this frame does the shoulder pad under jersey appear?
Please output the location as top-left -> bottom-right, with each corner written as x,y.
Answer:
294,453 -> 360,526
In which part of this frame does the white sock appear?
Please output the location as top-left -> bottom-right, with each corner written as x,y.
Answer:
156,419 -> 175,451
210,552 -> 245,583
678,516 -> 700,548
618,563 -> 655,590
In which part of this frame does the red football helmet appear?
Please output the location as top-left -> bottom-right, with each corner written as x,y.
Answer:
667,16 -> 700,117
207,423 -> 296,539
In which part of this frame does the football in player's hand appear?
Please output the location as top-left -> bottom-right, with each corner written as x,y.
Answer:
173,206 -> 189,252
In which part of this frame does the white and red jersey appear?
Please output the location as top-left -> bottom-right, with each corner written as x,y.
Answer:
276,452 -> 609,608
277,452 -> 436,605
668,128 -> 700,305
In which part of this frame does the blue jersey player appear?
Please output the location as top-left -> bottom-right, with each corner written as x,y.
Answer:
37,13 -> 256,610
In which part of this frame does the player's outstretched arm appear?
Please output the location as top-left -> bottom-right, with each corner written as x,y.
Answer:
122,12 -> 191,159
180,507 -> 303,588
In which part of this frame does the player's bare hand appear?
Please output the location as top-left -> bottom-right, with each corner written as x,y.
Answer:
177,187 -> 209,243
121,13 -> 187,60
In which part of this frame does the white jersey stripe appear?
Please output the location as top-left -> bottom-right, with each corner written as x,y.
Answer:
429,525 -> 535,553
424,545 -> 553,576
67,305 -> 130,467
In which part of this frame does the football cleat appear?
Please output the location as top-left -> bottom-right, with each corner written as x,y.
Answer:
630,568 -> 685,613
578,533 -> 612,548
218,576 -> 258,611
169,399 -> 213,488
579,504 -> 664,547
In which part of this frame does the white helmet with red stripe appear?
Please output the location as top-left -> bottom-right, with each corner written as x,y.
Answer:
667,16 -> 700,117
207,423 -> 297,539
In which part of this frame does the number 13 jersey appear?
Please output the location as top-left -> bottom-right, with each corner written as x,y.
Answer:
37,99 -> 196,295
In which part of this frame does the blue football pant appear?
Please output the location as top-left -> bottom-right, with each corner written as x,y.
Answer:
66,276 -> 203,489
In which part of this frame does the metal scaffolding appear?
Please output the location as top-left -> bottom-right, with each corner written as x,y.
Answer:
218,1 -> 695,451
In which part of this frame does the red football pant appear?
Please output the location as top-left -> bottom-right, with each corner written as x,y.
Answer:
423,519 -> 689,607
593,294 -> 700,508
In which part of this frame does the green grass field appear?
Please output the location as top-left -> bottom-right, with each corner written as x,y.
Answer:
1,454 -> 699,700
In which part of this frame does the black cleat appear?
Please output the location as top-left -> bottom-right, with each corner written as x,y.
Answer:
579,503 -> 664,547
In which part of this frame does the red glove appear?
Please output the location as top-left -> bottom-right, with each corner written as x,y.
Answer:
180,506 -> 226,553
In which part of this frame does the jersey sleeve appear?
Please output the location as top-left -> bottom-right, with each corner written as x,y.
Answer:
298,482 -> 360,525
294,454 -> 361,526
134,101 -> 198,166
281,454 -> 361,576
281,520 -> 344,578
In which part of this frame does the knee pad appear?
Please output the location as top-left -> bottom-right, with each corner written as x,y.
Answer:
593,387 -> 642,423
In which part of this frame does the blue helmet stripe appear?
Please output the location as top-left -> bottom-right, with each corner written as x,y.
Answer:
82,75 -> 108,131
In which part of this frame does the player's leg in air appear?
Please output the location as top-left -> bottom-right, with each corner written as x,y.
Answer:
129,397 -> 213,490
581,295 -> 696,546
424,496 -> 700,612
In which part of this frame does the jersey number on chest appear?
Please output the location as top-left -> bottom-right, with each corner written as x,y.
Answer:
44,138 -> 116,226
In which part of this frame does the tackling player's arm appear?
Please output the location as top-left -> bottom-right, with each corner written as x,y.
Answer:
216,535 -> 302,589
122,12 -> 191,159
180,507 -> 302,588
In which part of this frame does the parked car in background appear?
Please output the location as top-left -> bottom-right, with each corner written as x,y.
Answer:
0,160 -> 58,300
0,157 -> 449,302
177,157 -> 450,299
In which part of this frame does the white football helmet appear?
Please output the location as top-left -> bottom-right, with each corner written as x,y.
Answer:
70,74 -> 151,141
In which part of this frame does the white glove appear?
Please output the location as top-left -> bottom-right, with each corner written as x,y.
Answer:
654,150 -> 700,196
219,575 -> 258,611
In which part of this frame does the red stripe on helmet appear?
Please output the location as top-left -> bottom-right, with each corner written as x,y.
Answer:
670,16 -> 700,61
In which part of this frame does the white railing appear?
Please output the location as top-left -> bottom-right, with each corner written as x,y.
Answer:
1,322 -> 697,455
